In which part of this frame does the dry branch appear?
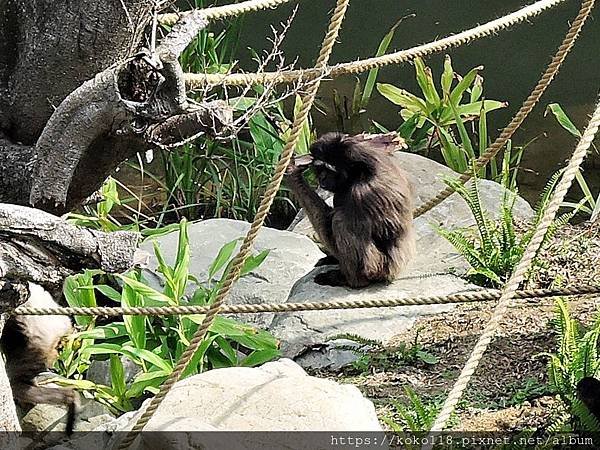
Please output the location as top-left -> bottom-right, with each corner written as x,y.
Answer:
0,204 -> 139,292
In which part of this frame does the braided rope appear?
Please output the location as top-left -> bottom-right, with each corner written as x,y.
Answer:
12,286 -> 600,316
426,94 -> 600,440
159,0 -> 296,26
115,1 -> 350,447
185,0 -> 566,87
414,0 -> 595,217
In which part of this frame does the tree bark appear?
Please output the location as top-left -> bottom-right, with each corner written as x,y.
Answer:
0,1 -> 232,214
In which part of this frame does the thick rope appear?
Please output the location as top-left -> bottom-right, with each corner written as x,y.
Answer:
159,0 -> 296,26
12,286 -> 600,316
115,1 -> 350,447
185,0 -> 567,87
414,0 -> 595,217
426,94 -> 600,440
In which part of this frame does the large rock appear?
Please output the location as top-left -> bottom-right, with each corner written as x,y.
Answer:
114,359 -> 381,450
293,152 -> 534,275
141,219 -> 324,328
284,152 -> 534,368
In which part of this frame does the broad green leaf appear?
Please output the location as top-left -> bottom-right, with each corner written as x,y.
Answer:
121,281 -> 146,350
441,55 -> 454,97
361,19 -> 399,108
121,346 -> 172,372
414,58 -> 440,107
208,239 -> 239,280
377,83 -> 426,111
127,370 -> 170,398
118,275 -> 174,305
546,103 -> 581,137
240,348 -> 280,367
449,66 -> 482,105
457,100 -> 507,117
94,285 -> 122,303
110,355 -> 127,397
240,249 -> 270,276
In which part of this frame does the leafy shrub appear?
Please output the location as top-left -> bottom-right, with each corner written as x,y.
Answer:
55,220 -> 280,412
377,56 -> 525,183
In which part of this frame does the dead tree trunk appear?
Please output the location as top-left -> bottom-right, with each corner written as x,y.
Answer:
0,1 -> 233,429
0,1 -> 231,213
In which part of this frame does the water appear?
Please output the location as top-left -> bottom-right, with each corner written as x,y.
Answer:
237,0 -> 599,205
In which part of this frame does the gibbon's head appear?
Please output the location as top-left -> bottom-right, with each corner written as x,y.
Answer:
23,283 -> 73,364
309,132 -> 375,193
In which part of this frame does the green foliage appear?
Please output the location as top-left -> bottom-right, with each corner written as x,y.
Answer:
331,19 -> 401,133
377,56 -> 521,181
436,166 -> 575,287
330,331 -> 438,374
173,0 -> 243,75
54,220 -> 280,412
382,387 -> 450,439
546,298 -> 600,433
67,177 -> 130,232
131,94 -> 311,226
546,103 -> 600,221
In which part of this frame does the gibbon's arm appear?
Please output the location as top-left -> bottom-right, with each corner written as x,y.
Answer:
286,172 -> 337,254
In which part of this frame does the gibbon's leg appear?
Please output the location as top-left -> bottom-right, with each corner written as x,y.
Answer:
286,172 -> 337,255
314,254 -> 339,267
13,382 -> 79,434
330,216 -> 385,288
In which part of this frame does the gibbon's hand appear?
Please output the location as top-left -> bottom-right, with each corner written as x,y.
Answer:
285,154 -> 313,176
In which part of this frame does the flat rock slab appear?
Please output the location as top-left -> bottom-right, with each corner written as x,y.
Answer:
140,218 -> 324,328
272,268 -> 480,369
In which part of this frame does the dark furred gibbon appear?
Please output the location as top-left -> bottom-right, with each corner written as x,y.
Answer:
285,132 -> 415,288
577,377 -> 600,421
0,283 -> 78,434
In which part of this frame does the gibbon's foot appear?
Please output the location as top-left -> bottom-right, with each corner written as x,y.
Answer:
314,255 -> 339,267
314,269 -> 347,286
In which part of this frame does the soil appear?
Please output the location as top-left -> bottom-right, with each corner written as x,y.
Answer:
310,222 -> 600,432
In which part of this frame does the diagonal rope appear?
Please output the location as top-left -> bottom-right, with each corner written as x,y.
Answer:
414,0 -> 595,217
425,94 -> 600,442
115,1 -> 351,448
185,0 -> 567,87
159,0 -> 297,25
11,286 -> 600,316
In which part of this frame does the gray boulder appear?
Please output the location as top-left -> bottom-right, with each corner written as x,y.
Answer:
140,219 -> 324,328
293,152 -> 534,275
113,359 -> 381,450
283,152 -> 533,368
272,269 -> 479,369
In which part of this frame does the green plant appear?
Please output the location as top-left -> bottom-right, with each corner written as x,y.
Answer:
67,177 -> 131,232
54,219 -> 279,412
377,56 -> 514,179
546,103 -> 600,221
382,387 -> 443,434
330,19 -> 401,133
436,165 -> 575,287
545,298 -> 600,432
330,331 -> 438,374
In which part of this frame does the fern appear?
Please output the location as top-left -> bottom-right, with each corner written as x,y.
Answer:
436,168 -> 570,287
547,298 -> 600,433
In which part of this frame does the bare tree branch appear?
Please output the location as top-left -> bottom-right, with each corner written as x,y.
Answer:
0,204 -> 139,292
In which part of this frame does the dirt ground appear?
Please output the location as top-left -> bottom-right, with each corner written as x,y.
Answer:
312,222 -> 600,431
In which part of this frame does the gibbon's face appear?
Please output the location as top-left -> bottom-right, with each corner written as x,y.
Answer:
313,161 -> 349,193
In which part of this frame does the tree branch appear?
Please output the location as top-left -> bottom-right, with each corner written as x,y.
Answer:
0,204 -> 139,291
